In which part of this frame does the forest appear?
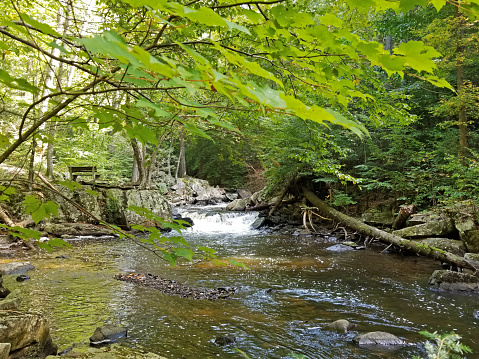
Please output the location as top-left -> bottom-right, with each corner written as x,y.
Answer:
1,0 -> 479,358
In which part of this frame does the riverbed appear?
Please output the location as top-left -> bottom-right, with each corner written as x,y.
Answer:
4,206 -> 479,358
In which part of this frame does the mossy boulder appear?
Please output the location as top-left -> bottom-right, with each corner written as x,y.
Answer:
428,270 -> 479,292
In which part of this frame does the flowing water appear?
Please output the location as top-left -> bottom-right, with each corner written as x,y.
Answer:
4,205 -> 479,358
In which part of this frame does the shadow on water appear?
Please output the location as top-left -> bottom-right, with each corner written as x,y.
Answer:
4,206 -> 479,358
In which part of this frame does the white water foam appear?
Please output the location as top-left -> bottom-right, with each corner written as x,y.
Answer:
178,206 -> 259,235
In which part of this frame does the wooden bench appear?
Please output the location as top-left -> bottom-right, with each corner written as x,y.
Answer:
69,166 -> 100,182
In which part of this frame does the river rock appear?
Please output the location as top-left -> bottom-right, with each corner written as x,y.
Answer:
16,274 -> 30,282
90,325 -> 127,346
414,238 -> 466,256
428,270 -> 479,292
214,335 -> 236,346
44,223 -> 112,237
393,215 -> 455,238
0,292 -> 21,311
326,244 -> 355,252
226,199 -> 247,211
324,319 -> 356,333
46,343 -> 165,358
125,190 -> 171,227
353,331 -> 405,345
251,217 -> 266,229
0,262 -> 35,275
465,253 -> 479,261
0,286 -> 9,299
236,189 -> 252,199
473,310 -> 479,319
453,214 -> 479,253
0,343 -> 10,359
0,311 -> 57,358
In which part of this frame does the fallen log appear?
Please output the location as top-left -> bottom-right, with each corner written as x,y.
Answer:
303,188 -> 479,273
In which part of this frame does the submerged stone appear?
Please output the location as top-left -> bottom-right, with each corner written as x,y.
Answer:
90,325 -> 127,346
46,343 -> 165,358
0,262 -> 35,275
353,331 -> 405,345
214,336 -> 236,346
324,319 -> 356,333
326,244 -> 355,252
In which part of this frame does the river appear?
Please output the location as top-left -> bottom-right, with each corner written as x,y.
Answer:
4,205 -> 479,358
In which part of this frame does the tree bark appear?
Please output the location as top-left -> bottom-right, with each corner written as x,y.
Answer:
455,8 -> 468,163
392,204 -> 415,230
303,188 -> 479,272
0,205 -> 15,227
131,139 -> 146,186
178,129 -> 186,178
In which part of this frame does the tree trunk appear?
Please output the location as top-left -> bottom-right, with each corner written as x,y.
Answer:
455,8 -> 468,163
392,204 -> 415,230
178,129 -> 186,178
131,139 -> 147,187
303,188 -> 478,272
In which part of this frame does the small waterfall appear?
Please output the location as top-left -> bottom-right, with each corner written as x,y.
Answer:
177,205 -> 259,235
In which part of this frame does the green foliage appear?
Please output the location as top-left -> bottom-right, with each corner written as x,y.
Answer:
0,185 -> 16,201
22,194 -> 59,224
413,331 -> 472,359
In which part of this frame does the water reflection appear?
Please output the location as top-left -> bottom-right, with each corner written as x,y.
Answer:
3,208 -> 479,358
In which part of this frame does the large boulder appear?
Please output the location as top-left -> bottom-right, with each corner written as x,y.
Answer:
0,312 -> 57,358
124,189 -> 171,227
170,178 -> 225,204
393,215 -> 455,238
414,238 -> 466,256
225,199 -> 247,211
353,331 -> 405,345
428,270 -> 479,292
454,215 -> 479,253
408,213 -> 445,226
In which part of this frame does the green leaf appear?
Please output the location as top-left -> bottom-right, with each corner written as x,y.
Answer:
182,122 -> 213,140
394,41 -> 441,73
47,41 -> 71,54
58,180 -> 83,191
174,247 -> 194,261
228,260 -> 249,269
163,252 -> 177,266
270,6 -> 314,28
48,237 -> 72,249
429,0 -> 446,11
0,69 -> 40,93
19,13 -> 61,37
85,189 -> 101,197
136,99 -> 170,117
